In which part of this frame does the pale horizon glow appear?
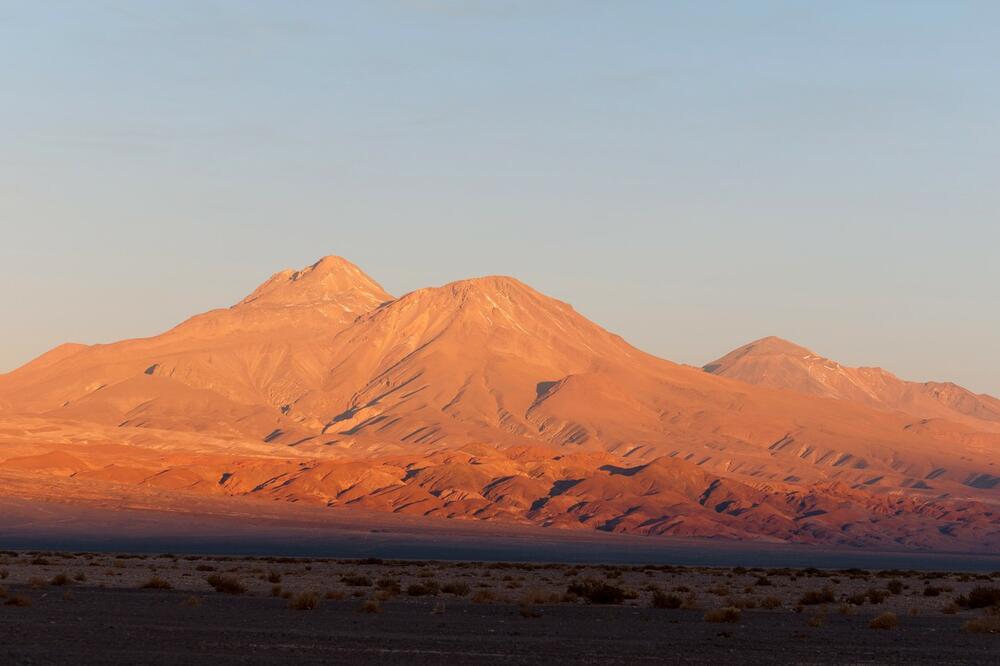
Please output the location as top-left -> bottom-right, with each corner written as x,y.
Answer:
1,2 -> 998,394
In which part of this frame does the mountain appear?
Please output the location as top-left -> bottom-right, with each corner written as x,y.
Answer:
704,336 -> 1000,433
1,259 -> 997,551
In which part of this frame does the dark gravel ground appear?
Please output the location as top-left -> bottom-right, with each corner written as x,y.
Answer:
1,586 -> 997,665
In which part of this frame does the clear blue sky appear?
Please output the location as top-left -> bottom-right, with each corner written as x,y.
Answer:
2,1 -> 998,394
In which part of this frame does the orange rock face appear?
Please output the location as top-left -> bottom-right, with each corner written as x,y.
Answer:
1,257 -> 997,551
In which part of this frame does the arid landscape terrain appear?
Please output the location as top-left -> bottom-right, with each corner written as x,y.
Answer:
1,552 -> 999,664
0,256 -> 998,553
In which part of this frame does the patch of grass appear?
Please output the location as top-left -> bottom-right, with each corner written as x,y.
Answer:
141,576 -> 173,590
704,607 -> 741,623
869,612 -> 898,630
289,591 -> 320,610
205,574 -> 246,595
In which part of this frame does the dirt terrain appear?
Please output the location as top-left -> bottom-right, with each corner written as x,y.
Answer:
1,552 -> 998,664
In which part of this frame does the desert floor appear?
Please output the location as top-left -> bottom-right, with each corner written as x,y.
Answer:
1,551 -> 998,664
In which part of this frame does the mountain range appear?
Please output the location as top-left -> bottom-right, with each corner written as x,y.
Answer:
1,256 -> 997,551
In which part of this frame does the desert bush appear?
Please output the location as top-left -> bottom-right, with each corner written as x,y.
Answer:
704,607 -> 741,623
869,612 -> 898,630
754,576 -> 772,587
50,573 -> 73,586
73,572 -> 86,582
205,574 -> 246,595
760,596 -> 782,610
359,599 -> 381,614
5,594 -> 32,607
324,589 -> 345,600
183,595 -> 202,607
887,580 -> 904,595
267,572 -> 281,584
271,585 -> 283,597
963,613 -> 1000,634
30,557 -> 50,566
377,577 -> 401,593
0,585 -> 6,598
923,585 -> 942,597
341,574 -> 372,587
407,581 -> 440,597
141,576 -> 173,590
964,586 -> 1000,609
865,588 -> 888,604
28,577 -> 47,589
798,587 -> 835,605
471,589 -> 497,603
195,564 -> 216,572
651,590 -> 683,609
441,581 -> 470,596
0,569 -> 8,580
289,591 -> 320,610
807,614 -> 824,628
567,579 -> 630,605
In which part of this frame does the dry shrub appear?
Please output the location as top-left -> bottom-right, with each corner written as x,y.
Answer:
941,602 -> 960,615
5,594 -> 31,607
289,591 -> 320,610
799,587 -> 835,605
267,572 -> 281,584
704,607 -> 741,623
183,595 -> 202,607
963,613 -> 1000,634
341,574 -> 372,587
566,579 -> 630,605
406,581 -> 439,597
205,574 -> 246,595
472,589 -> 497,604
807,614 -> 824,628
271,585 -> 283,597
28,577 -> 47,589
0,569 -> 8,580
519,603 -> 541,618
760,596 -> 782,610
887,580 -> 904,595
441,581 -> 470,596
964,586 -> 1000,609
359,599 -> 381,614
324,589 -> 345,600
141,576 -> 173,590
651,590 -> 683,609
0,585 -> 6,598
869,612 -> 898,630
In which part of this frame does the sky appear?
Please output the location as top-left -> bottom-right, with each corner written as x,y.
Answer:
1,1 -> 998,394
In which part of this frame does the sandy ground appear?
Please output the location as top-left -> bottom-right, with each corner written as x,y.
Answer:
1,552 -> 998,664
